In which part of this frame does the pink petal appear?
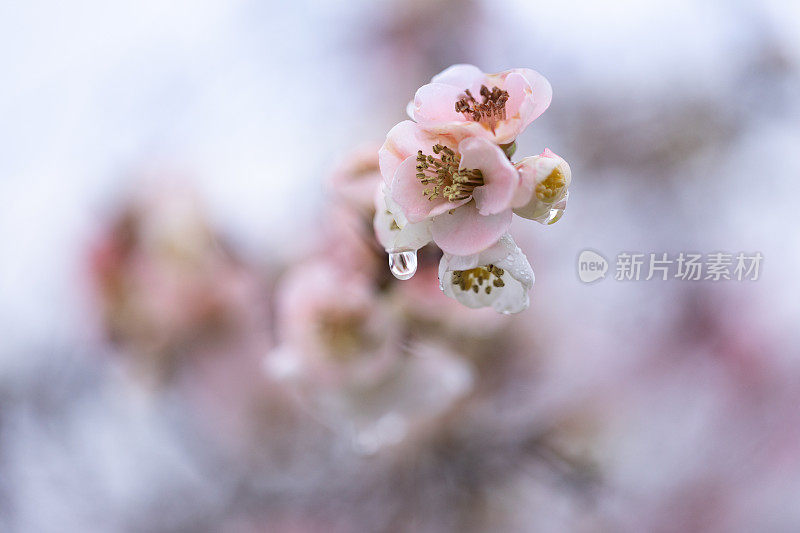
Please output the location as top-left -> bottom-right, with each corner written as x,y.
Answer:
457,137 -> 518,216
502,72 -> 528,119
391,156 -> 463,223
431,203 -> 512,256
379,121 -> 473,184
511,157 -> 536,209
413,83 -> 466,124
378,120 -> 427,186
512,68 -> 552,126
431,64 -> 486,91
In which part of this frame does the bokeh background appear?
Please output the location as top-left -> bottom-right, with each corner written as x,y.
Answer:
2,1 -> 800,531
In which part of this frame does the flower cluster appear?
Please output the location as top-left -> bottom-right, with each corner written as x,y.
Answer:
377,64 -> 572,313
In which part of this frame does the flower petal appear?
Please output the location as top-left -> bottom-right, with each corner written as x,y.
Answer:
501,72 -> 529,120
380,183 -> 407,227
374,208 -> 432,252
489,235 -> 534,313
512,68 -> 552,126
431,203 -> 511,256
412,83 -> 466,124
458,137 -> 518,216
378,120 -> 427,186
431,64 -> 486,91
374,187 -> 432,252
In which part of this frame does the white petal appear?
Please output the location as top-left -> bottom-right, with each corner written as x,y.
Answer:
373,186 -> 431,251
405,99 -> 415,120
381,183 -> 408,227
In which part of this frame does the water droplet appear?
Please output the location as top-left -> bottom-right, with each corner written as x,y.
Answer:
388,250 -> 417,280
546,193 -> 569,225
545,208 -> 564,224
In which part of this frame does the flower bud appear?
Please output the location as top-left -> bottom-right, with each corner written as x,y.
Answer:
512,149 -> 571,224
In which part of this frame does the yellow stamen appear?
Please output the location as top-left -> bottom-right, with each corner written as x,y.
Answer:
416,144 -> 484,202
536,166 -> 566,203
451,265 -> 505,293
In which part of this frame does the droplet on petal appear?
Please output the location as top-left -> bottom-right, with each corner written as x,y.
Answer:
545,192 -> 569,225
388,250 -> 418,280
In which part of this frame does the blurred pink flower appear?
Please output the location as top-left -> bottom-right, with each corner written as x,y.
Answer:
438,233 -> 534,314
89,187 -> 270,384
513,148 -> 572,224
379,120 -> 517,255
326,142 -> 383,216
409,64 -> 552,144
266,259 -> 399,388
320,204 -> 382,277
266,255 -> 475,454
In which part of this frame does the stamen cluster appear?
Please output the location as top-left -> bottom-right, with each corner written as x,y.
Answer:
415,144 -> 484,202
455,85 -> 509,131
536,166 -> 567,203
451,265 -> 505,295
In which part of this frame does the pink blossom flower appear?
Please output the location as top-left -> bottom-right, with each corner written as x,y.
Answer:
321,204 -> 382,277
266,259 -> 400,388
89,186 -> 271,383
438,234 -> 534,314
379,120 -> 518,255
265,255 -> 475,453
512,149 -> 572,224
326,142 -> 383,216
409,64 -> 552,144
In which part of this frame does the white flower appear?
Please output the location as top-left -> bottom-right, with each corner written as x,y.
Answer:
373,184 -> 432,252
438,234 -> 534,314
512,148 -> 571,224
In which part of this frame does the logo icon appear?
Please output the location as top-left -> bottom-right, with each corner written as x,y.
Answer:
578,250 -> 608,283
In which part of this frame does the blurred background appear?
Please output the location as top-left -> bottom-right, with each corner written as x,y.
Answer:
2,0 -> 800,531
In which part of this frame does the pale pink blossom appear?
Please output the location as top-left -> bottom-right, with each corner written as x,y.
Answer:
265,256 -> 475,453
89,187 -> 270,383
438,234 -> 534,314
266,259 -> 400,388
512,149 -> 572,224
379,120 -> 518,255
326,142 -> 383,216
321,204 -> 382,276
409,64 -> 552,144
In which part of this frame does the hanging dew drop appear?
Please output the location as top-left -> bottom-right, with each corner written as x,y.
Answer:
388,250 -> 417,280
546,192 -> 569,225
546,207 -> 564,225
